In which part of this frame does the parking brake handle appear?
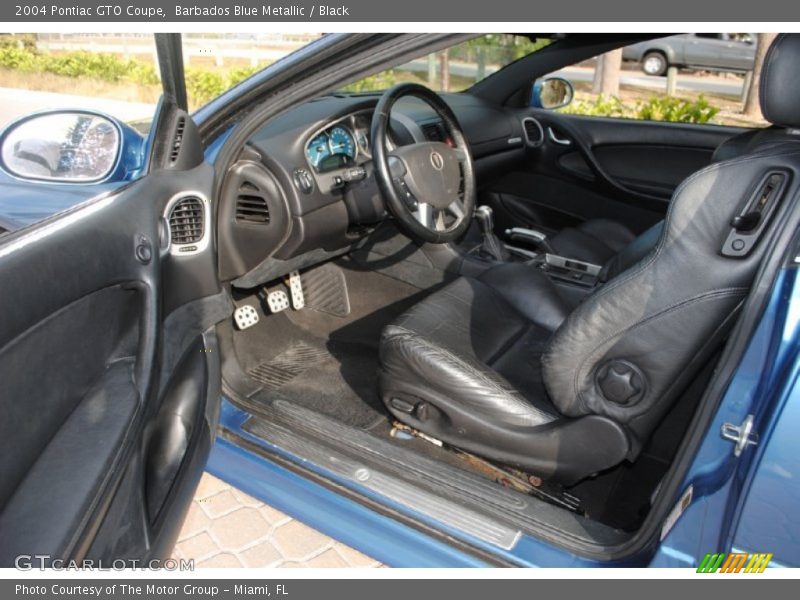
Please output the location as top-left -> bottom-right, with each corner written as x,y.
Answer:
505,227 -> 556,254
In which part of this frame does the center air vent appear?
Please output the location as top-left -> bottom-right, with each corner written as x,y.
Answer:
521,117 -> 544,147
235,181 -> 271,224
167,195 -> 206,255
169,116 -> 186,163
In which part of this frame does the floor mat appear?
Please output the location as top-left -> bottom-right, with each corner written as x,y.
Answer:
248,342 -> 330,390
232,260 -> 439,431
301,262 -> 351,317
247,335 -> 388,430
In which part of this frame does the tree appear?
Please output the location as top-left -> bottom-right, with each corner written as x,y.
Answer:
743,33 -> 778,118
592,48 -> 623,96
438,48 -> 450,92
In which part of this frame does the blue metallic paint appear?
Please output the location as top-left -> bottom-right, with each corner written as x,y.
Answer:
651,265 -> 800,567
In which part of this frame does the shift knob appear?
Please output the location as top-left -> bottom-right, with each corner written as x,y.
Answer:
475,205 -> 495,234
474,205 -> 508,262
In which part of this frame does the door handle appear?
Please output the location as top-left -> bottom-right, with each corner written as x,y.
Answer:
548,127 -> 572,146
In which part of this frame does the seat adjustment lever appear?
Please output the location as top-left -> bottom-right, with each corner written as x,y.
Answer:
730,210 -> 761,232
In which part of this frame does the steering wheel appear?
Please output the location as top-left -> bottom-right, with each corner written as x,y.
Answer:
371,83 -> 476,244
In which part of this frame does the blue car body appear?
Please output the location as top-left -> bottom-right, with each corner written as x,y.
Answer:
1,33 -> 797,568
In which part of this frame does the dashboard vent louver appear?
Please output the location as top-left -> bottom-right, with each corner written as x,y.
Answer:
168,196 -> 204,245
169,117 -> 186,163
235,181 -> 271,224
521,117 -> 544,147
421,122 -> 445,142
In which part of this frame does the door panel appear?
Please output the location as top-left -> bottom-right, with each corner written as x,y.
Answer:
558,144 -> 713,197
0,155 -> 226,564
483,112 -> 747,237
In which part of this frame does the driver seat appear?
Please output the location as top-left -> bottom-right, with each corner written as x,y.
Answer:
378,34 -> 800,484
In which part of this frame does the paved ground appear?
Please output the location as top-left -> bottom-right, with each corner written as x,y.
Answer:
171,473 -> 383,568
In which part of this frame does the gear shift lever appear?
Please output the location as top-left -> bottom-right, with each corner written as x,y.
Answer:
475,205 -> 509,262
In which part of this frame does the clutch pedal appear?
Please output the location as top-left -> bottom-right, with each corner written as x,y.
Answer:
233,305 -> 260,330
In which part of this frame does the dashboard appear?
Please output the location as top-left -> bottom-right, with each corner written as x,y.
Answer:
218,92 -> 528,288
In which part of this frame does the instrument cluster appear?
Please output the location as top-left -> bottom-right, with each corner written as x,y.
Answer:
304,112 -> 372,173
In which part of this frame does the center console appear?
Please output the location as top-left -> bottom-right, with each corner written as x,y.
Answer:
461,207 -> 603,302
537,253 -> 601,287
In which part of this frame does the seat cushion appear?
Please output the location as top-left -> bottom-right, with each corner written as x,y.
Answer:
379,264 -> 570,427
549,218 -> 637,265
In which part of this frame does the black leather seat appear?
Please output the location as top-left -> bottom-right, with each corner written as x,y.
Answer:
380,34 -> 800,485
549,218 -> 638,265
548,92 -> 790,270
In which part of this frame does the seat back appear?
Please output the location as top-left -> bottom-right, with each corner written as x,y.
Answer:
542,34 -> 800,453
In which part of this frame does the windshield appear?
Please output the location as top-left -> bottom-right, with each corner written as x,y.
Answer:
341,35 -> 552,93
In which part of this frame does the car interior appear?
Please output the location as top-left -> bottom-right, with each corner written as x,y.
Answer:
2,32 -> 799,566
209,31 -> 800,556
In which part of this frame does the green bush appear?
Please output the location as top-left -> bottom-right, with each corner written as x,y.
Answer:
562,95 -> 627,118
0,44 -> 269,107
0,46 -> 40,70
0,45 -> 144,83
341,70 -> 398,93
42,51 -> 130,81
226,65 -> 262,88
184,65 -> 268,106
564,93 -> 720,124
635,95 -> 719,124
185,69 -> 225,105
127,62 -> 160,86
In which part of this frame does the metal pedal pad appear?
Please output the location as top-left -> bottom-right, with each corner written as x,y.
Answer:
285,270 -> 305,310
266,290 -> 290,313
233,305 -> 260,330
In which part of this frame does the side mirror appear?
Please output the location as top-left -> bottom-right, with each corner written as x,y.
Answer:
0,111 -> 124,183
530,77 -> 574,110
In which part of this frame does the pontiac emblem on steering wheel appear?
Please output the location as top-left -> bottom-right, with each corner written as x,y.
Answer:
430,151 -> 445,170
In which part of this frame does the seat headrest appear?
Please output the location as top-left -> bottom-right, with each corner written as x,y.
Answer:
760,34 -> 800,128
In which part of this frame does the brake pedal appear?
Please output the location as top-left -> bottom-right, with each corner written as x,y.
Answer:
266,290 -> 290,313
285,270 -> 305,310
233,305 -> 260,330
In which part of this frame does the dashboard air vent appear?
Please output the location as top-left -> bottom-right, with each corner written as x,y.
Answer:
235,181 -> 271,224
421,122 -> 445,142
169,116 -> 186,163
521,117 -> 544,147
168,196 -> 204,245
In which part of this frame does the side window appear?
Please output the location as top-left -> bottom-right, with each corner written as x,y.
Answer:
552,34 -> 771,127
343,35 -> 552,94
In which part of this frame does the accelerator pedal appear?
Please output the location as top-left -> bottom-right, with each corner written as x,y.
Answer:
233,305 -> 260,330
285,270 -> 305,310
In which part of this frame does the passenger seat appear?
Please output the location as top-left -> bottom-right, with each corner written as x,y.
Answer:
546,125 -> 784,267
